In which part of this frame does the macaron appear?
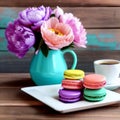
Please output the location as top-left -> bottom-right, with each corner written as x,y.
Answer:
83,74 -> 106,89
62,79 -> 83,90
64,69 -> 85,80
58,89 -> 82,103
83,88 -> 106,102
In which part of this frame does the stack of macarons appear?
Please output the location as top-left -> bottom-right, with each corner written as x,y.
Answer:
58,69 -> 85,103
83,74 -> 107,102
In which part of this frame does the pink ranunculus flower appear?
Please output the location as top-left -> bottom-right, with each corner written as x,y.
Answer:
74,24 -> 87,47
60,13 -> 87,48
41,17 -> 74,50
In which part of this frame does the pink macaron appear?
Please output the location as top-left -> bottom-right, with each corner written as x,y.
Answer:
83,74 -> 106,89
62,79 -> 83,90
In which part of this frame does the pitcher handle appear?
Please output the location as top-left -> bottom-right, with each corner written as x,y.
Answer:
62,49 -> 77,69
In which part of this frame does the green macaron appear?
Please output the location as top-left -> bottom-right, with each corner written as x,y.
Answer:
83,88 -> 106,102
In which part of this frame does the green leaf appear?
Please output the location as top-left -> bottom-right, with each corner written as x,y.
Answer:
33,31 -> 42,51
50,14 -> 55,18
41,42 -> 49,57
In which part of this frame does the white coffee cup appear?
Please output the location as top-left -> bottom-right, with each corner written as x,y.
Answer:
94,59 -> 120,85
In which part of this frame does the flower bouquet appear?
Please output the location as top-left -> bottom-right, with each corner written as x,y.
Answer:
5,6 -> 87,58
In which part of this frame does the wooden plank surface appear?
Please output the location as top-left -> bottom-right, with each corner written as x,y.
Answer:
1,7 -> 120,50
0,51 -> 33,73
0,7 -> 120,28
0,73 -> 120,120
0,50 -> 120,73
0,0 -> 120,7
0,73 -> 42,106
0,105 -> 120,120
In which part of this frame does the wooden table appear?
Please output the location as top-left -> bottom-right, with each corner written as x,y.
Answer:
0,73 -> 120,120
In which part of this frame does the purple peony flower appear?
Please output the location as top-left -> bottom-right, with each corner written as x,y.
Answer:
18,5 -> 52,31
60,13 -> 87,48
5,20 -> 35,58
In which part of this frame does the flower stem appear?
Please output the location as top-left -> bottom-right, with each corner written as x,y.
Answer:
35,38 -> 44,54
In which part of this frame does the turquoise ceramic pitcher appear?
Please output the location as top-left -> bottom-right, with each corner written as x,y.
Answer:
30,49 -> 77,85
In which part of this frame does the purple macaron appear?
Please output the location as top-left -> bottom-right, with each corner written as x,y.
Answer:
58,89 -> 82,103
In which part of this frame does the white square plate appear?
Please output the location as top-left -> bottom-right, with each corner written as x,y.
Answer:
21,84 -> 120,113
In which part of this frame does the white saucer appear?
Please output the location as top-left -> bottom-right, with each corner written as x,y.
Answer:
105,78 -> 120,90
21,84 -> 120,113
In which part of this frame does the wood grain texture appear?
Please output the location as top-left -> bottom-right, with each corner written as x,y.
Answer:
0,51 -> 33,73
0,105 -> 120,120
0,7 -> 120,28
0,73 -> 42,106
1,7 -> 120,51
0,73 -> 120,120
0,50 -> 120,72
0,0 -> 120,7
